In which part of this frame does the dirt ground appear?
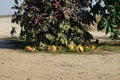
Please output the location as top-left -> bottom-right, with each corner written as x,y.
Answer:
0,18 -> 120,80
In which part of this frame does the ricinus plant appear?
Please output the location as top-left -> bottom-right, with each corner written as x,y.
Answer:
12,0 -> 96,47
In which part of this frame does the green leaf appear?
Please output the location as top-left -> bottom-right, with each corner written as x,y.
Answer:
57,33 -> 68,45
14,0 -> 18,5
110,31 -> 119,40
105,26 -> 109,34
45,34 -> 55,40
97,19 -> 106,31
111,24 -> 117,28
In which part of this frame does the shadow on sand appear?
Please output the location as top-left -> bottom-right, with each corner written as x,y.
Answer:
0,39 -> 16,49
0,38 -> 120,50
0,38 -> 35,50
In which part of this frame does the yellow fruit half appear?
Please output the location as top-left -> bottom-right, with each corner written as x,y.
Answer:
25,46 -> 31,50
85,46 -> 89,49
51,45 -> 57,52
48,46 -> 51,51
91,45 -> 96,50
25,46 -> 36,52
76,46 -> 84,52
25,46 -> 33,51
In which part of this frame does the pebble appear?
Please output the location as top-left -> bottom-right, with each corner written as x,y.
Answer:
1,62 -> 4,64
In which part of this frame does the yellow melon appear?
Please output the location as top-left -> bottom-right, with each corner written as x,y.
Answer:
25,46 -> 33,51
48,45 -> 57,52
76,46 -> 84,52
91,45 -> 96,50
25,46 -> 36,52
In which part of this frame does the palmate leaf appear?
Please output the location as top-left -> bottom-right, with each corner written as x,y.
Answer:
97,18 -> 107,31
45,34 -> 55,40
110,30 -> 120,40
57,33 -> 68,45
59,21 -> 70,32
98,16 -> 118,34
116,13 -> 120,20
105,18 -> 111,34
105,25 -> 110,34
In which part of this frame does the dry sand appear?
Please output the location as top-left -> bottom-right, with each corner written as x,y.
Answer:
0,17 -> 120,80
0,17 -> 20,38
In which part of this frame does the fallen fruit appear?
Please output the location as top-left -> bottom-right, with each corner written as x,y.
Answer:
57,46 -> 62,51
85,45 -> 89,49
25,46 -> 36,52
25,46 -> 33,51
48,45 -> 57,52
91,45 -> 96,50
48,46 -> 51,51
67,44 -> 74,51
31,48 -> 36,52
25,46 -> 31,49
76,46 -> 84,52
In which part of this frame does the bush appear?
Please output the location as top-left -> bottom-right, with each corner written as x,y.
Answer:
12,0 -> 96,47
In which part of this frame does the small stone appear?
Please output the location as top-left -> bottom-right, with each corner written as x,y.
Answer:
1,62 -> 4,64
26,78 -> 31,80
98,76 -> 102,79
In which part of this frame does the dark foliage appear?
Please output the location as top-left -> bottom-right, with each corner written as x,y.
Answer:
12,0 -> 96,47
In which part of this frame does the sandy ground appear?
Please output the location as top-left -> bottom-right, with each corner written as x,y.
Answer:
0,18 -> 120,80
0,17 -> 20,38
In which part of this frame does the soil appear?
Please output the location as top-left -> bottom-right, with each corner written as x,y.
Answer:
0,17 -> 120,80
